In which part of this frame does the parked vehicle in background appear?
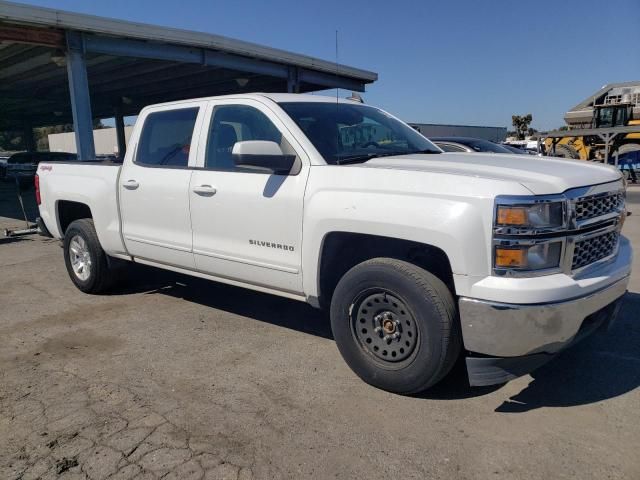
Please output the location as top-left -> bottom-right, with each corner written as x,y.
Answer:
430,137 -> 514,154
0,151 -> 13,178
500,144 -> 529,155
36,93 -> 632,394
1,151 -> 76,180
503,140 -> 539,155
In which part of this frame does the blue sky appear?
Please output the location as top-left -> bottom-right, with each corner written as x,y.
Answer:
17,0 -> 640,130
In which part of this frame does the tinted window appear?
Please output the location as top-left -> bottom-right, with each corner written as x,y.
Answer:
205,105 -> 285,171
136,108 -> 199,167
279,102 -> 440,164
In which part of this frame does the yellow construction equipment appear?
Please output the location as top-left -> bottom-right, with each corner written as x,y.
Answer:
543,82 -> 640,163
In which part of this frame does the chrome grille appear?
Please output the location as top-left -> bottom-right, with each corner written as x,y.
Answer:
572,231 -> 619,270
574,192 -> 623,221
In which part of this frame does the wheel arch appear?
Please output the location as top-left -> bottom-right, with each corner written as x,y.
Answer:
56,199 -> 93,235
314,231 -> 455,310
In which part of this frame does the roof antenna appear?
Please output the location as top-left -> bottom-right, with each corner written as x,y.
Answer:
335,29 -> 339,152
335,29 -> 339,106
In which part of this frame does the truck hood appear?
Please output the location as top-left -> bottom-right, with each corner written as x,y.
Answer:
360,153 -> 622,195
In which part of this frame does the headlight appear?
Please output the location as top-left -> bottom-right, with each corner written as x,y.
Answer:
493,196 -> 568,276
494,241 -> 563,271
495,201 -> 565,230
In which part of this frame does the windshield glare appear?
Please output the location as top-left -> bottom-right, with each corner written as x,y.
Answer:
278,102 -> 441,164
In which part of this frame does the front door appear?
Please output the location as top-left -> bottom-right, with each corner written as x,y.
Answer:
189,99 -> 310,294
120,102 -> 206,268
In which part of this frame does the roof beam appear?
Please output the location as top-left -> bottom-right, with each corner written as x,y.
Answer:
82,34 -> 367,91
203,50 -> 287,78
298,68 -> 366,92
83,34 -> 289,79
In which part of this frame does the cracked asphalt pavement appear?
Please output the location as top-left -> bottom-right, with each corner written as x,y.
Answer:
0,181 -> 639,479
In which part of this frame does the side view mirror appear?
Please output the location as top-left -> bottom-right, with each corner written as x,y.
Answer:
232,141 -> 295,175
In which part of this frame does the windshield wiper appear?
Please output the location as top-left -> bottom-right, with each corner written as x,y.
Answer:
334,149 -> 440,165
334,153 -> 379,165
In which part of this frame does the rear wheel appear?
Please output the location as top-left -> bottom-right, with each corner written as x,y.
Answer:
552,144 -> 580,159
63,218 -> 117,293
330,258 -> 461,394
616,143 -> 640,158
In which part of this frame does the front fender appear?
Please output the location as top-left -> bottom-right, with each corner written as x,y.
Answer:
302,189 -> 494,299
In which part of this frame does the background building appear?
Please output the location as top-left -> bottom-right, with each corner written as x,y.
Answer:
48,127 -> 134,155
410,123 -> 507,142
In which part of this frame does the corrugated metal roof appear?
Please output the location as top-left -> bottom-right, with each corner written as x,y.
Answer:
0,0 -> 377,82
0,1 -> 378,128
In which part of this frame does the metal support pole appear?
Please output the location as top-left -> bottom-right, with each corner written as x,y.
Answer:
598,132 -> 619,165
287,67 -> 300,93
65,31 -> 96,160
114,107 -> 126,160
22,120 -> 35,152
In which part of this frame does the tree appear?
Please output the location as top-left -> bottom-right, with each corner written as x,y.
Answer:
512,114 -> 533,140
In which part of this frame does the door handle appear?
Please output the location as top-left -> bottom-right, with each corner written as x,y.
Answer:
123,179 -> 139,190
193,185 -> 217,196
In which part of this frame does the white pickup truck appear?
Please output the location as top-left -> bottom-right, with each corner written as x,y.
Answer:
36,93 -> 632,393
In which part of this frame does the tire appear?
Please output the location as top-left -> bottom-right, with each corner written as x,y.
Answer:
330,258 -> 461,394
552,144 -> 580,159
63,218 -> 116,293
616,143 -> 640,156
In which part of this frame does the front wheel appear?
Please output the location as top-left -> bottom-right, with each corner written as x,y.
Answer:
63,218 -> 117,294
330,258 -> 461,394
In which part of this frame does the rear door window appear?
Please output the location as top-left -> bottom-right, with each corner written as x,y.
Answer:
136,108 -> 199,167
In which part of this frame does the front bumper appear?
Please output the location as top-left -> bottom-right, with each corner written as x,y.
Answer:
464,298 -> 623,386
459,275 -> 629,386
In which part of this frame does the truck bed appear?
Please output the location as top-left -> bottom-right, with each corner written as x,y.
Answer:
37,161 -> 127,256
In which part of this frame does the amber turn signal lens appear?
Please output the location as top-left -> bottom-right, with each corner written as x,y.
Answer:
496,206 -> 527,226
495,247 -> 527,268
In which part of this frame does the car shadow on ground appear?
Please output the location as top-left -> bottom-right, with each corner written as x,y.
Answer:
495,291 -> 640,412
115,263 -> 334,340
0,235 -> 35,245
115,264 -> 640,405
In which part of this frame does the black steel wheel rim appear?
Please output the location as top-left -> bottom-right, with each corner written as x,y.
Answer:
351,290 -> 418,363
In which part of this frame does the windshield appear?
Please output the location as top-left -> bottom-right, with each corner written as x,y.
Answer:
279,102 -> 441,164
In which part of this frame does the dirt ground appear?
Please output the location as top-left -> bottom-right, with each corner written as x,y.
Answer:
1,179 -> 639,480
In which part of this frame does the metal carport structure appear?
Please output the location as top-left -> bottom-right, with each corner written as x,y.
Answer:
0,1 -> 377,159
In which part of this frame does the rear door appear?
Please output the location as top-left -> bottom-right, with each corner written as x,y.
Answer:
119,102 -> 206,268
189,98 -> 310,294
